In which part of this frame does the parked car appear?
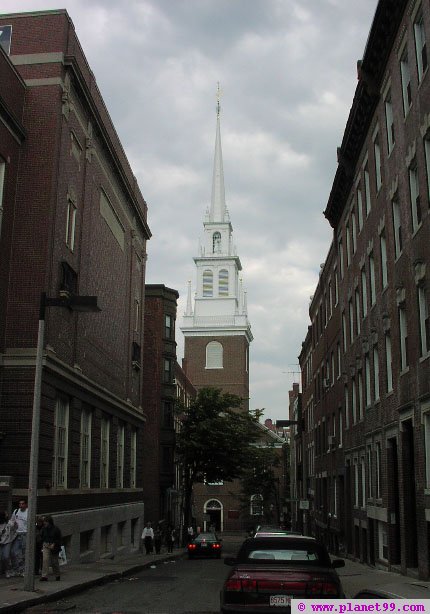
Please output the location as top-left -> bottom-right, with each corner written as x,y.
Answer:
354,583 -> 430,599
254,530 -> 302,538
187,531 -> 222,559
220,536 -> 345,613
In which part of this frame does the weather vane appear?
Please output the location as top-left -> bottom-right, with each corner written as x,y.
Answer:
216,82 -> 223,117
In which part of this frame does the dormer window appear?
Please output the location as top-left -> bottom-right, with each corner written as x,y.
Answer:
213,232 -> 221,253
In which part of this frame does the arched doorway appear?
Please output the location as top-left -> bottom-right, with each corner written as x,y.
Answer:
204,499 -> 223,532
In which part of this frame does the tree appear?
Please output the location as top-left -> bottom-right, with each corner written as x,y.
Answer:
239,444 -> 282,524
175,387 -> 261,534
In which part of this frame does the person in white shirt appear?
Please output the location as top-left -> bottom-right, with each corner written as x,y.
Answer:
10,500 -> 28,577
141,522 -> 154,554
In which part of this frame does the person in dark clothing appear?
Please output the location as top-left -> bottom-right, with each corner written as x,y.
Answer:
34,516 -> 44,575
39,516 -> 62,581
154,527 -> 162,554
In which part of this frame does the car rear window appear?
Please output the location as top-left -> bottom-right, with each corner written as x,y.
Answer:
237,539 -> 330,565
194,533 -> 216,541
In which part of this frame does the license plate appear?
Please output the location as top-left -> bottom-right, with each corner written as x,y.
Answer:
200,543 -> 207,547
270,595 -> 291,607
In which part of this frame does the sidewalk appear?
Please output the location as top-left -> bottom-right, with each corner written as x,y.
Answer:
0,547 -> 184,613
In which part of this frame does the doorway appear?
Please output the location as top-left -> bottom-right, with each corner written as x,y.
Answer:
204,499 -> 223,531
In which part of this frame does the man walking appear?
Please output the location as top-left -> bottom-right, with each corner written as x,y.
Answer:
10,500 -> 28,577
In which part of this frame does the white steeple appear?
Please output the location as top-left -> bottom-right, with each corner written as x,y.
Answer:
181,87 -> 252,344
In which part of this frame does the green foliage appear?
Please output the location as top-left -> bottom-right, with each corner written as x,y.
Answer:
239,445 -> 282,521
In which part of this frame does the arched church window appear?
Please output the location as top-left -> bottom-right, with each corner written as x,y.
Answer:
250,494 -> 263,516
213,232 -> 221,253
219,269 -> 229,296
206,341 -> 223,369
203,270 -> 213,297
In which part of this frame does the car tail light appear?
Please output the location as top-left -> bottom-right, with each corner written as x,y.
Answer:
307,581 -> 339,596
241,579 -> 257,592
225,579 -> 242,591
211,543 -> 220,549
188,544 -> 197,550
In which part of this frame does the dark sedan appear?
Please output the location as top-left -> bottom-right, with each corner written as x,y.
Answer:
187,531 -> 222,558
220,536 -> 345,613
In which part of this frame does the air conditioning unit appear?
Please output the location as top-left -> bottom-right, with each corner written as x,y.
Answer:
328,435 -> 337,448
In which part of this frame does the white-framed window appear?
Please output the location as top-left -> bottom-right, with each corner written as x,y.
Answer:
66,199 -> 77,251
367,445 -> 373,499
373,132 -> 382,192
378,521 -> 388,561
409,163 -> 422,233
349,299 -> 354,344
338,407 -> 343,446
116,423 -> 125,488
338,237 -> 344,279
399,305 -> 408,371
165,314 -> 173,339
100,417 -> 110,488
373,345 -> 380,402
369,252 -> 376,307
130,428 -> 137,488
346,224 -> 351,267
80,409 -> 92,488
337,342 -> 341,379
328,280 -> 333,318
418,286 -> 430,357
331,352 -> 335,385
203,269 -> 213,297
351,378 -> 357,424
414,11 -> 428,82
250,494 -> 263,516
219,269 -> 229,296
358,371 -> 363,421
134,299 -> 140,333
365,354 -> 371,407
53,395 -> 69,489
361,456 -> 366,508
354,460 -> 359,507
375,441 -> 382,499
351,210 -> 357,254
400,49 -> 412,116
357,185 -> 363,231
361,267 -> 368,318
355,288 -> 361,336
164,358 -> 172,383
342,312 -> 347,352
364,164 -> 371,216
344,385 -> 349,430
380,231 -> 388,289
206,341 -> 223,369
392,198 -> 402,258
385,90 -> 395,154
213,231 -> 221,253
333,476 -> 338,516
334,268 -> 339,305
385,332 -> 393,393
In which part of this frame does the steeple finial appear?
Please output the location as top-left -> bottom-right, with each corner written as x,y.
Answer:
210,83 -> 226,223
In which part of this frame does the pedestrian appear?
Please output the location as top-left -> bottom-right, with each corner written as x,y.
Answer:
154,527 -> 162,554
167,526 -> 175,553
0,511 -> 16,577
35,516 -> 45,576
39,516 -> 62,582
9,499 -> 28,577
187,525 -> 194,543
141,522 -> 154,554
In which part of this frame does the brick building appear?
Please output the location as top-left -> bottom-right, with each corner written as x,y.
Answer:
181,98 -> 253,531
142,285 -> 179,527
0,10 -> 151,562
296,0 -> 430,579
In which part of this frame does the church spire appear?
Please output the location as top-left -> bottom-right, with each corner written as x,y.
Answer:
210,83 -> 226,223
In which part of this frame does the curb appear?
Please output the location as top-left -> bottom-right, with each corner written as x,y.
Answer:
0,552 -> 185,613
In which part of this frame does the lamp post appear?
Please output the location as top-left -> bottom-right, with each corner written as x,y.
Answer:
24,292 -> 100,591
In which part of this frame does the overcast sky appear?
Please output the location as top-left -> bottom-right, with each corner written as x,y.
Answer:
4,0 -> 377,420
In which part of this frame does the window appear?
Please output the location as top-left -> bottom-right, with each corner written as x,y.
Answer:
206,341 -> 223,369
378,522 -> 388,561
380,231 -> 388,289
163,400 -> 174,427
337,342 -> 341,379
165,314 -> 173,339
375,442 -> 382,499
338,407 -> 343,446
80,409 -> 92,488
349,299 -> 354,343
373,345 -> 380,402
392,198 -> 402,258
134,299 -> 140,333
414,12 -> 428,82
334,269 -> 339,305
357,185 -> 363,231
219,269 -> 229,296
355,288 -> 361,336
385,332 -> 393,393
0,160 -> 5,237
365,354 -> 371,407
116,424 -> 125,488
399,305 -> 408,371
164,358 -> 173,383
364,164 -> 371,216
351,210 -> 357,254
250,494 -> 263,516
425,137 -> 430,201
367,445 -> 373,499
130,429 -> 137,488
361,457 -> 366,508
66,199 -> 77,251
409,163 -> 422,232
351,378 -> 357,424
358,371 -> 363,421
418,286 -> 430,357
132,342 -> 141,368
424,412 -> 430,489
100,417 -> 110,488
213,231 -> 221,253
385,91 -> 395,153
354,460 -> 359,507
60,261 -> 78,296
346,224 -> 351,267
344,385 -> 349,429
373,132 -> 382,192
53,396 -> 69,488
369,253 -> 376,307
338,237 -> 344,279
342,312 -> 347,352
400,49 -> 412,115
361,267 -> 368,318
203,270 -> 213,297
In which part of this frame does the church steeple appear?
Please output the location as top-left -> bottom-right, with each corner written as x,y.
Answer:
210,84 -> 226,223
